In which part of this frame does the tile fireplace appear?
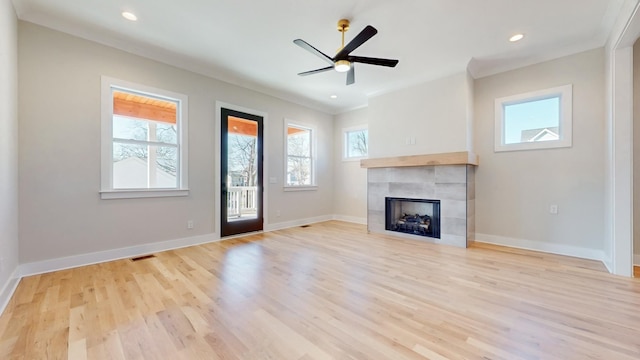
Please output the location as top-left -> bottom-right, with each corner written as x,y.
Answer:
361,152 -> 477,248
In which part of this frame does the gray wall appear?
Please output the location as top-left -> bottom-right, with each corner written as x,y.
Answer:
0,0 -> 19,299
333,107 -> 368,222
474,48 -> 606,254
18,22 -> 334,264
368,72 -> 473,158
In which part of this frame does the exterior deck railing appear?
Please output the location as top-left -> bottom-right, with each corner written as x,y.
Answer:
227,186 -> 257,218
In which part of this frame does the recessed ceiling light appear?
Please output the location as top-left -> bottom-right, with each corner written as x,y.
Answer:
122,12 -> 138,21
330,95 -> 338,99
509,33 -> 524,42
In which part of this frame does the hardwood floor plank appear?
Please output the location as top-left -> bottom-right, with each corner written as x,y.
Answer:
1,221 -> 640,359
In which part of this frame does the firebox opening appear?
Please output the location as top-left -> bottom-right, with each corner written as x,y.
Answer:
385,197 -> 441,239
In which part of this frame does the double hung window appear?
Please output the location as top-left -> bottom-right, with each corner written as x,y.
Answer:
101,77 -> 188,199
285,120 -> 316,189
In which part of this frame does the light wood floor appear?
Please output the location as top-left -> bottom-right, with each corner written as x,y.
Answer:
1,221 -> 640,359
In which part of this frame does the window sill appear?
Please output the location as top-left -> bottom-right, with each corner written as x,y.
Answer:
283,185 -> 318,192
494,139 -> 571,152
100,189 -> 189,199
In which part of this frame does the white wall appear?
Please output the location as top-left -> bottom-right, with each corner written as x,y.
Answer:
0,0 -> 19,308
333,107 -> 368,223
634,38 -> 640,265
466,70 -> 475,152
18,22 -> 334,264
368,72 -> 472,158
604,0 -> 638,276
474,48 -> 606,259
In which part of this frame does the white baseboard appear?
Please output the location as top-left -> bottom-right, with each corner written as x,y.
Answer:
19,233 -> 218,277
0,268 -> 20,316
332,215 -> 367,225
264,215 -> 334,232
3,216 -> 344,316
4,220 -> 626,316
602,255 -> 614,273
18,215 -> 353,278
475,233 -> 606,263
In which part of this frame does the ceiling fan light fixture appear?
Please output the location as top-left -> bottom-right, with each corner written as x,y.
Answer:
334,60 -> 351,72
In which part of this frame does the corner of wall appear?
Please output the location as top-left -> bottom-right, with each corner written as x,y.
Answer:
465,68 -> 475,152
0,270 -> 20,316
0,0 -> 20,317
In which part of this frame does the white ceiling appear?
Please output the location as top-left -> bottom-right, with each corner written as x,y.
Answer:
11,0 -> 625,114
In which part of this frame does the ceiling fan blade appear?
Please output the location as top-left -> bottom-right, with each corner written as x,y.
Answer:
293,39 -> 334,66
349,56 -> 399,67
346,65 -> 355,85
298,66 -> 334,76
334,25 -> 377,60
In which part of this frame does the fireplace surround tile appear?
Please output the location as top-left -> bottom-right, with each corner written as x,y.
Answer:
365,163 -> 476,248
390,166 -> 435,183
442,217 -> 467,237
435,165 -> 467,184
441,199 -> 467,219
435,183 -> 467,201
368,168 -> 390,183
389,182 -> 436,199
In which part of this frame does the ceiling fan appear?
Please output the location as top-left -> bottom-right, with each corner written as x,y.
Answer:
293,19 -> 399,85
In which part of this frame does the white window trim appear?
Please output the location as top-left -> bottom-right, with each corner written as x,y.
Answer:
494,84 -> 572,152
342,124 -> 368,161
284,118 -> 317,190
100,76 -> 189,199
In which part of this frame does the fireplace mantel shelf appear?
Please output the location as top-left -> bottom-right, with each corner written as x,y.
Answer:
360,151 -> 478,168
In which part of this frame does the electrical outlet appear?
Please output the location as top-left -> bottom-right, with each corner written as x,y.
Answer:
187,220 -> 194,229
276,210 -> 281,217
549,205 -> 558,215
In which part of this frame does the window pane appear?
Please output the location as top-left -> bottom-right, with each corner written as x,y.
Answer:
504,97 -> 560,144
346,129 -> 368,158
113,143 -> 177,189
287,128 -> 311,157
287,156 -> 311,186
113,116 -> 148,141
112,89 -> 177,124
285,123 -> 314,187
113,143 -> 148,189
228,134 -> 258,186
154,145 -> 178,180
156,122 -> 178,144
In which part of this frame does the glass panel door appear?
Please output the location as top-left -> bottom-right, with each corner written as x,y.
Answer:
221,108 -> 263,236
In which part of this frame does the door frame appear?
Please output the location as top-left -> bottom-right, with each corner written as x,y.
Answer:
215,101 -> 269,239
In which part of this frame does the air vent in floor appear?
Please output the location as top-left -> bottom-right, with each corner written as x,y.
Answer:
130,254 -> 156,262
